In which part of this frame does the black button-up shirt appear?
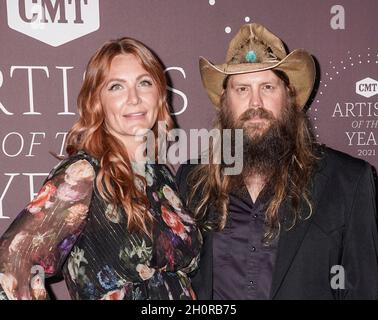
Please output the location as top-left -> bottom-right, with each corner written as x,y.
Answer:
213,185 -> 278,300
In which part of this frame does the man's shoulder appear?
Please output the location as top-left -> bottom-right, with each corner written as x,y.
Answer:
316,145 -> 372,178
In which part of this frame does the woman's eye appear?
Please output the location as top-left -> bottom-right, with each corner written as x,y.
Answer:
109,83 -> 123,91
139,79 -> 153,87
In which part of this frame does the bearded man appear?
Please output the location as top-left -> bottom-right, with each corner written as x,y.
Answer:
176,23 -> 378,299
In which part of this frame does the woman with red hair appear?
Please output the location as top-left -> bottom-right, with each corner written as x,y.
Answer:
0,38 -> 201,300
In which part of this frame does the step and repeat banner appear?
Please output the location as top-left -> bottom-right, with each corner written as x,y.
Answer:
0,0 -> 377,298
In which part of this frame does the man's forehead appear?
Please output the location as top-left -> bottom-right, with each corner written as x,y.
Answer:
229,70 -> 281,84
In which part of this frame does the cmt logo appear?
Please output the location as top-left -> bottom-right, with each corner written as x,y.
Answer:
6,0 -> 100,47
356,77 -> 378,98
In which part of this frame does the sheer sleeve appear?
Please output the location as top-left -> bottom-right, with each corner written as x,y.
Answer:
0,159 -> 95,300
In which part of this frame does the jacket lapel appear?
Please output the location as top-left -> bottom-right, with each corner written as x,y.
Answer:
270,171 -> 329,299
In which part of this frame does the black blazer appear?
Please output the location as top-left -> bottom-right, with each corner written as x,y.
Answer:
176,147 -> 378,299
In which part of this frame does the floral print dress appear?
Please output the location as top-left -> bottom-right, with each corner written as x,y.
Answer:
0,151 -> 202,300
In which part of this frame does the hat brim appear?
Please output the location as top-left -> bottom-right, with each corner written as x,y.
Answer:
199,49 -> 316,109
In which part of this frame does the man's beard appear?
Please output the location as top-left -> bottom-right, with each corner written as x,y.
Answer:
220,102 -> 296,179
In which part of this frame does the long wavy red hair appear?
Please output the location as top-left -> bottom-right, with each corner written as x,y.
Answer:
66,37 -> 174,236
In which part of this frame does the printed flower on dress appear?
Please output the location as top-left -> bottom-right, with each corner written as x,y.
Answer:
161,166 -> 174,183
100,287 -> 125,300
64,160 -> 95,186
32,210 -> 45,220
162,185 -> 182,210
30,273 -> 47,300
152,192 -> 159,202
65,203 -> 89,226
67,247 -> 88,283
161,205 -> 187,240
148,271 -> 164,289
145,165 -> 155,186
120,238 -> 152,266
104,203 -> 121,223
58,234 -> 78,257
8,231 -> 28,253
56,183 -> 87,202
27,181 -> 57,214
31,231 -> 53,248
176,210 -> 195,225
38,254 -> 56,275
97,265 -> 119,290
163,280 -> 173,300
132,286 -> 143,300
180,255 -> 200,274
156,232 -> 175,269
134,176 -> 145,193
0,273 -> 17,300
83,282 -> 96,299
0,291 -> 7,300
136,264 -> 155,281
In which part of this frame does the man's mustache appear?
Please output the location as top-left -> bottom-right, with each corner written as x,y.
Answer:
238,107 -> 275,123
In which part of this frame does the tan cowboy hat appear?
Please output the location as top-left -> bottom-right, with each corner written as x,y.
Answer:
199,23 -> 316,109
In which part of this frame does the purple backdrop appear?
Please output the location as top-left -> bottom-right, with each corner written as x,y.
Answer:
0,0 -> 377,299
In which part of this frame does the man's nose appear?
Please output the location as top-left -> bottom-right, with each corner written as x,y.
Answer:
248,89 -> 263,109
